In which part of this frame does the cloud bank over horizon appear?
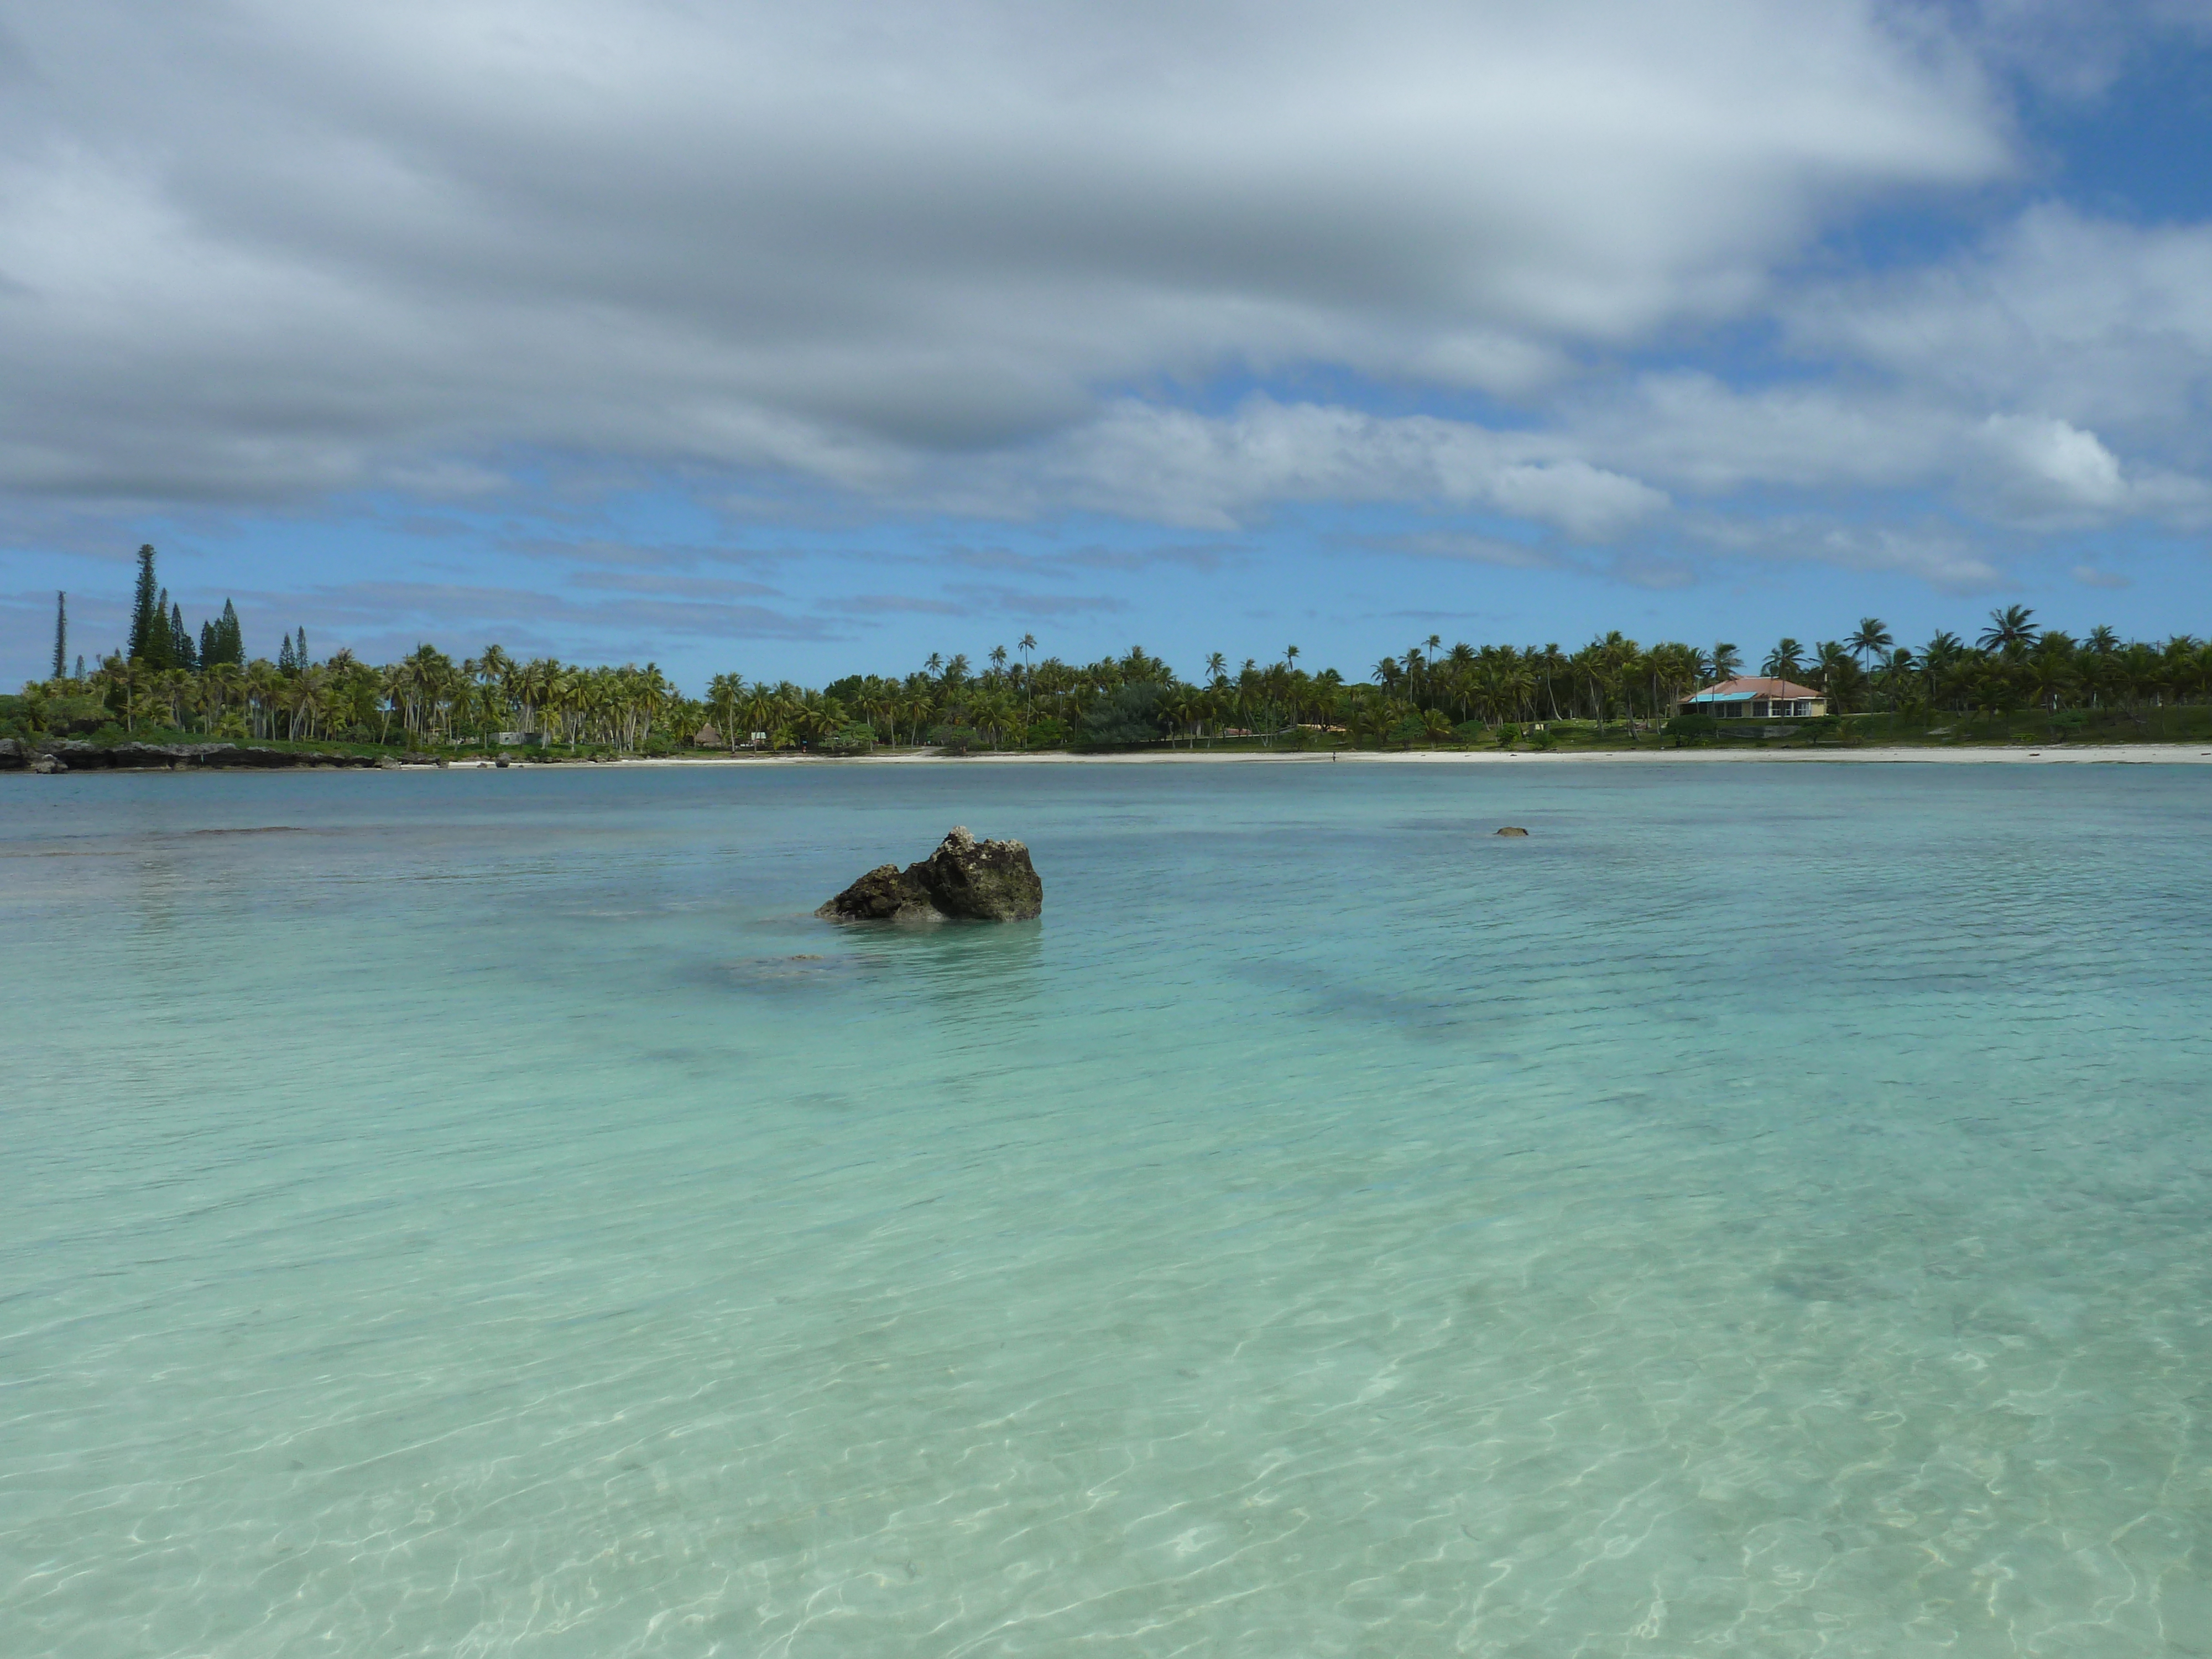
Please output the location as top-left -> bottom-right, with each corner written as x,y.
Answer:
4,0 -> 2211,682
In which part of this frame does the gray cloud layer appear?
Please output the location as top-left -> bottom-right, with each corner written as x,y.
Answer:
0,0 -> 2206,589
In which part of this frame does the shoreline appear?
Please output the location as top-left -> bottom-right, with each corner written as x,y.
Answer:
18,739 -> 2211,774
437,743 -> 2212,768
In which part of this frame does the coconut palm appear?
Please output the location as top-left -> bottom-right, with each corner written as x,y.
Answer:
706,673 -> 744,750
1917,632 -> 1966,713
2027,634 -> 2078,711
1846,618 -> 1892,664
1979,604 -> 2038,651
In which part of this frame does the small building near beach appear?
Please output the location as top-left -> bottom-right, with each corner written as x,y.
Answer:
1677,676 -> 1827,719
693,723 -> 724,748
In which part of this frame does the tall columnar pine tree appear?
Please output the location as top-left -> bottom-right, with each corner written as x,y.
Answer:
142,587 -> 178,671
278,631 -> 296,674
127,545 -> 161,662
296,627 -> 309,669
51,591 -> 66,681
197,599 -> 244,667
169,602 -> 197,672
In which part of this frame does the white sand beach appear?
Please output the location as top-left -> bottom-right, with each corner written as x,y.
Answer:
440,742 -> 2212,769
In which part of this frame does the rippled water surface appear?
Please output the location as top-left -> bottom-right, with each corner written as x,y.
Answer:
6,761 -> 2212,1657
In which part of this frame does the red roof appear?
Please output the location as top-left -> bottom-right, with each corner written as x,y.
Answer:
1686,676 -> 1823,701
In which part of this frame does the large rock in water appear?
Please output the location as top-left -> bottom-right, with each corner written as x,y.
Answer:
817,827 -> 1043,922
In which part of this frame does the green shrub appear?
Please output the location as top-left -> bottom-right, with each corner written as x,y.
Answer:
929,724 -> 982,755
821,722 -> 875,755
1078,682 -> 1171,747
41,695 -> 108,735
1025,717 -> 1071,749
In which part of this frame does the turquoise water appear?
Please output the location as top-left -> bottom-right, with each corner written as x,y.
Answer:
5,761 -> 2211,1657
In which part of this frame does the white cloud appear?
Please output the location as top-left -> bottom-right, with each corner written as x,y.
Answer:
1692,515 -> 2006,592
1976,413 -> 2125,514
1562,368 -> 2212,535
2071,564 -> 2131,588
11,0 -> 2212,620
1019,398 -> 1668,538
1788,205 -> 2212,446
1571,374 -> 1954,492
0,0 -> 2007,510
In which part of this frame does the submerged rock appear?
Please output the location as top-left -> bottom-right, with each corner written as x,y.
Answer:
1494,826 -> 1530,837
817,826 -> 1043,922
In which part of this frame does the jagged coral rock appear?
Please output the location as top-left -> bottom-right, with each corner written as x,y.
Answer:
817,827 -> 1043,922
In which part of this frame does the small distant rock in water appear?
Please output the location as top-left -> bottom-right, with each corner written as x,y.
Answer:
817,826 -> 1043,922
1494,826 -> 1530,837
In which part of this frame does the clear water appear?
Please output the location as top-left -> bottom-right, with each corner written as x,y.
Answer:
5,762 -> 2211,1657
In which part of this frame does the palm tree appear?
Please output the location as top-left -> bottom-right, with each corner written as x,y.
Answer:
1980,604 -> 2038,651
1709,642 -> 1742,684
1646,643 -> 1699,718
706,673 -> 744,749
1762,639 -> 1806,680
900,689 -> 933,747
2027,634 -> 2078,711
202,660 -> 244,733
1920,632 -> 1966,716
1872,648 -> 1918,717
1815,646 -> 1865,714
1846,618 -> 1892,664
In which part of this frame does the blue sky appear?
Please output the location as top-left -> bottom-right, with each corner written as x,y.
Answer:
4,1 -> 2211,691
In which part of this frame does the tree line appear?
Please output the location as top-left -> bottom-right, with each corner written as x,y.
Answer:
15,550 -> 2212,753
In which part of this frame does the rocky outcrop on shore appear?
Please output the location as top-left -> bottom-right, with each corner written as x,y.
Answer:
817,826 -> 1044,922
0,738 -> 384,771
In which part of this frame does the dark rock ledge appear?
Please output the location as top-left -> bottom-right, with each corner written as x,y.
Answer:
1,738 -> 383,772
817,826 -> 1044,922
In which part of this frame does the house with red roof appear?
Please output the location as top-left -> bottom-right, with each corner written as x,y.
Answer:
1676,676 -> 1827,719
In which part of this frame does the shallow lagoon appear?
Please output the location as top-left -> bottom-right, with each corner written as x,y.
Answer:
6,761 -> 2211,1656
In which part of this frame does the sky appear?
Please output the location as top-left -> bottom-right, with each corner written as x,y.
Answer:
4,0 -> 2212,691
